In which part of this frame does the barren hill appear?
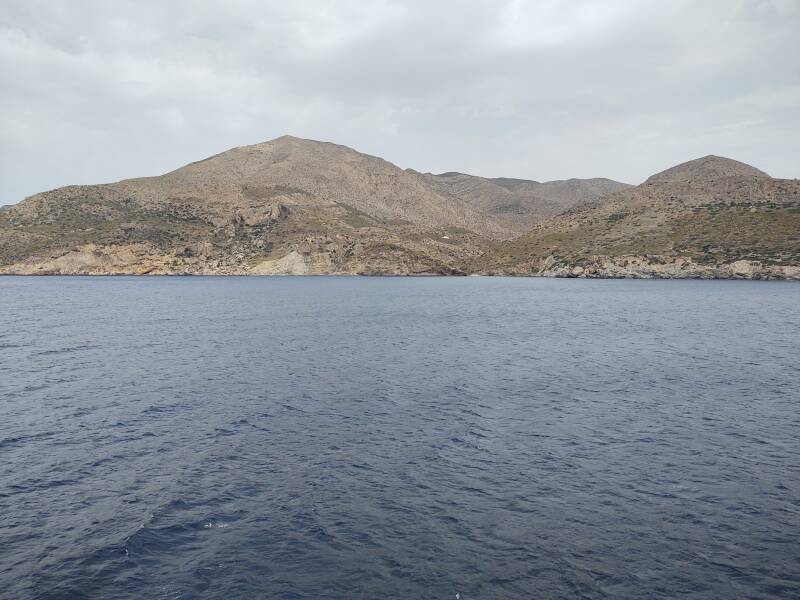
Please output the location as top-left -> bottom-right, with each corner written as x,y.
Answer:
479,156 -> 800,279
0,141 -> 797,278
645,155 -> 770,184
424,172 -> 630,233
0,136 -> 507,275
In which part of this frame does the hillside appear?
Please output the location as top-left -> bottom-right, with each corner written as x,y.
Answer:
644,155 -> 770,184
0,136 -> 504,275
0,144 -> 797,278
478,156 -> 800,279
423,172 -> 630,233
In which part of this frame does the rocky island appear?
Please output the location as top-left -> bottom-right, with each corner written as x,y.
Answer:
1,136 -> 797,278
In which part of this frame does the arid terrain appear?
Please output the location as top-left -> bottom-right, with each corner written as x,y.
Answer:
1,137 -> 797,278
478,156 -> 800,279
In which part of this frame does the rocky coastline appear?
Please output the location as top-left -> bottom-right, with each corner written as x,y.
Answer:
1,138 -> 798,279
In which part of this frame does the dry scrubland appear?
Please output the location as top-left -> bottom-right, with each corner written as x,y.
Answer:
1,137 -> 797,278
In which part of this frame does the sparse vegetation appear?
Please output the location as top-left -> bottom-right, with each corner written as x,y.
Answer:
0,144 -> 798,277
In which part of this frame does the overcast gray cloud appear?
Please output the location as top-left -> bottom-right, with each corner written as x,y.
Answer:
1,0 -> 798,204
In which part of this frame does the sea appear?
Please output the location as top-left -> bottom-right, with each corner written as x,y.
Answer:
1,276 -> 798,599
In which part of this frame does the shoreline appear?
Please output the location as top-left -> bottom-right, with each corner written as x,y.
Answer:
1,272 -> 798,280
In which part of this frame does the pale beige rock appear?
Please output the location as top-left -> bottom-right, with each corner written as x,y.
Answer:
729,260 -> 760,277
530,255 -> 800,280
250,251 -> 310,275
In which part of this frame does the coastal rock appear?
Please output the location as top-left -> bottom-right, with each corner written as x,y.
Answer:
729,260 -> 760,278
251,251 -> 310,275
532,255 -> 800,280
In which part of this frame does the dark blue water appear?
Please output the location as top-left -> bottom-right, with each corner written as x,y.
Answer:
1,277 -> 799,599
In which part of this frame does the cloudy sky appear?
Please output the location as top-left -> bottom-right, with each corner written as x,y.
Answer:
1,0 -> 798,204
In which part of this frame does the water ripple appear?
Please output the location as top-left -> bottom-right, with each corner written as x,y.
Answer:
0,276 -> 798,599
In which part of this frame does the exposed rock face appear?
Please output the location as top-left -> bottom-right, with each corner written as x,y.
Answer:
0,140 -> 797,278
527,255 -> 800,280
251,251 -> 311,275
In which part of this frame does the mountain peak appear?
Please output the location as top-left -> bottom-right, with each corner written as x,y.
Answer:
645,155 -> 770,184
254,134 -> 323,148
